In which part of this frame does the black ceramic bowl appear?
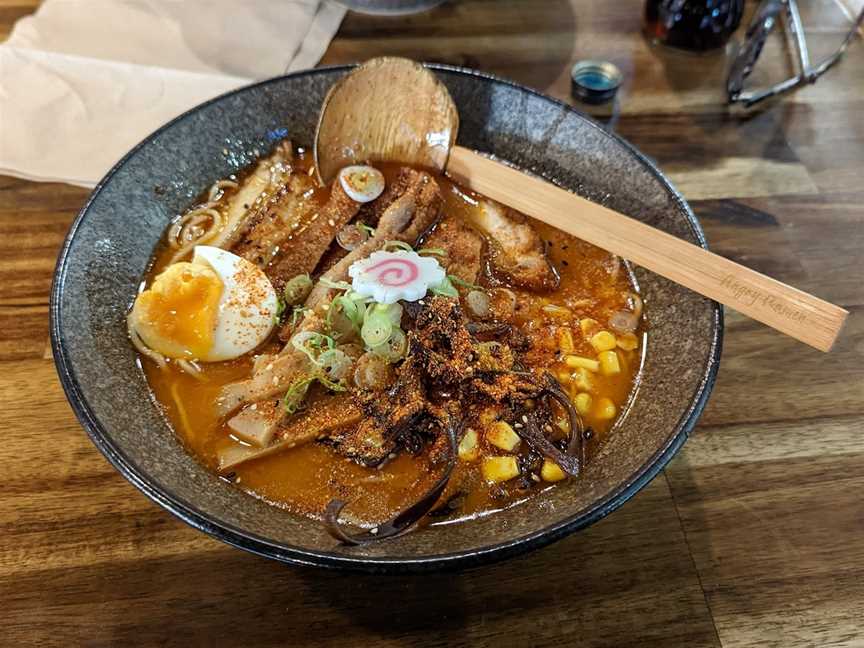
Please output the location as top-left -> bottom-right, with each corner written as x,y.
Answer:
51,65 -> 722,572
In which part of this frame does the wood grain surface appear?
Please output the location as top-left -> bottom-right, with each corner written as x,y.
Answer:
1,1 -> 862,646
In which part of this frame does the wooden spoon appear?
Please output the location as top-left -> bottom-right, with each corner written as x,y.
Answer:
315,57 -> 847,352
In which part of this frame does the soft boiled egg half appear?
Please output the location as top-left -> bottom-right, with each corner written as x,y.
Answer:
130,246 -> 278,362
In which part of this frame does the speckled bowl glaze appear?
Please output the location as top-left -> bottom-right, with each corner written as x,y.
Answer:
51,65 -> 722,572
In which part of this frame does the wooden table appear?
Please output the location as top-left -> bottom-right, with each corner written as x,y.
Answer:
2,1 -> 862,645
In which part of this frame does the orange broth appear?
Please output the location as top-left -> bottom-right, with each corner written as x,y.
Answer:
140,151 -> 645,526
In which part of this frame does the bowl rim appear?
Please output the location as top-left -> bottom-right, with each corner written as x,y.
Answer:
51,63 -> 723,573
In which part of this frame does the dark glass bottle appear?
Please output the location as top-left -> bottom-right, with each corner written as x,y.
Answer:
645,0 -> 745,51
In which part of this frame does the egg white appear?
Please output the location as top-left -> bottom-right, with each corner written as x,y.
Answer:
192,246 -> 277,361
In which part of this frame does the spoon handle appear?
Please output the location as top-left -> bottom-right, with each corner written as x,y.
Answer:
447,145 -> 847,352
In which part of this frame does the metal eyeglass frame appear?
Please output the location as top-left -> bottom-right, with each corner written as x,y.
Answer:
727,0 -> 864,107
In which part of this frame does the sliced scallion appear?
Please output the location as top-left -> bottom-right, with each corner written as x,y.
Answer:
361,311 -> 393,347
449,274 -> 482,291
371,327 -> 408,362
319,277 -> 352,291
418,247 -> 447,257
283,274 -> 313,305
382,240 -> 413,253
430,276 -> 458,298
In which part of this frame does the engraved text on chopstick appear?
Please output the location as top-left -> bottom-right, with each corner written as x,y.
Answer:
721,274 -> 807,323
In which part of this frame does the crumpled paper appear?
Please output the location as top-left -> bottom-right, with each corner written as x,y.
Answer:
0,0 -> 345,187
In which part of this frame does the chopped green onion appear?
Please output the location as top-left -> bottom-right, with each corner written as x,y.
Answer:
368,301 -> 403,326
346,290 -> 373,304
418,247 -> 447,257
319,277 -> 352,291
273,297 -> 286,325
283,377 -> 313,414
291,331 -> 337,365
449,274 -> 482,291
357,222 -> 376,236
282,370 -> 347,414
340,295 -> 366,328
315,373 -> 347,393
361,311 -> 393,347
317,348 -> 353,381
326,293 -> 369,339
289,306 -> 308,327
371,327 -> 408,362
430,276 -> 458,298
283,274 -> 313,305
382,240 -> 413,253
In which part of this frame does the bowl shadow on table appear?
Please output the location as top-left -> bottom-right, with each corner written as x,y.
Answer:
32,473 -> 718,647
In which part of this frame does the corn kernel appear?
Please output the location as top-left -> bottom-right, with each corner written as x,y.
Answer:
481,456 -> 520,483
565,355 -> 599,372
579,317 -> 599,337
541,460 -> 567,482
617,332 -> 639,351
574,392 -> 592,415
571,367 -> 593,392
590,330 -> 617,352
558,328 -> 575,354
486,421 -> 521,452
595,397 -> 617,420
598,350 -> 621,375
556,368 -> 572,384
458,428 -> 479,461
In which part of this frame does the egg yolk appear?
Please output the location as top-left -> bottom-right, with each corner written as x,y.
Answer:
131,262 -> 223,359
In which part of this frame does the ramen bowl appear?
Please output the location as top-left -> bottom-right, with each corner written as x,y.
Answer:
51,65 -> 722,572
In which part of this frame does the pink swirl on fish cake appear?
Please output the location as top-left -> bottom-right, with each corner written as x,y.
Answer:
363,258 -> 419,287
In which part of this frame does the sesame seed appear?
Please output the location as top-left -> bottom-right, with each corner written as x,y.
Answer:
370,527 -> 379,535
514,422 -> 523,429
522,415 -> 528,423
328,219 -> 336,227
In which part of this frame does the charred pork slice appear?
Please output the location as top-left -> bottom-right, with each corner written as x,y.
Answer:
264,181 -> 361,290
222,169 -> 444,438
299,168 -> 443,319
421,214 -> 484,285
330,357 -> 429,465
470,199 -> 559,292
354,167 -> 426,227
313,168 -> 429,275
409,297 -> 476,385
230,173 -> 317,270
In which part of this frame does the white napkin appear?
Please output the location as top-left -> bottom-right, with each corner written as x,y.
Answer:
0,0 -> 345,187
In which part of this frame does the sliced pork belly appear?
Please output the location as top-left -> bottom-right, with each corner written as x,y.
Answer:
264,180 -> 361,290
470,199 -> 559,291
421,214 -> 484,285
230,172 -> 317,270
220,169 -> 444,444
302,168 -> 443,312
